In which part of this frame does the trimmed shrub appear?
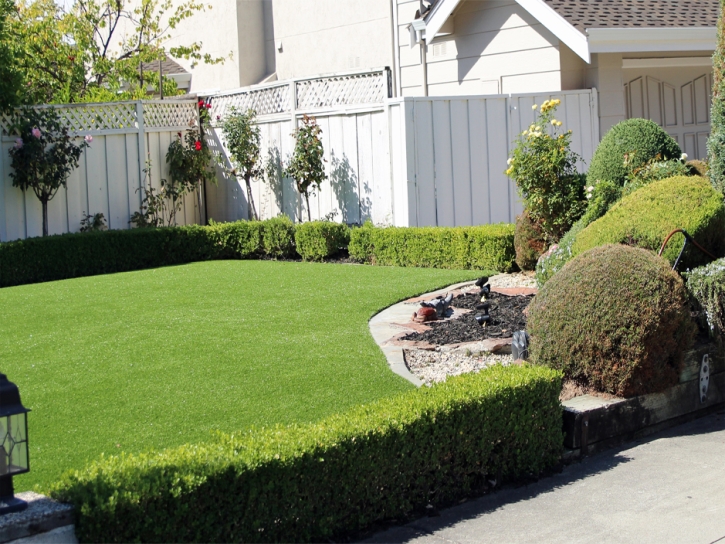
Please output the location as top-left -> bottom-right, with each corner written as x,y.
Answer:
294,221 -> 350,261
572,176 -> 725,270
261,215 -> 296,258
206,220 -> 264,258
686,258 -> 725,344
50,365 -> 563,543
687,159 -> 709,177
587,118 -> 681,186
349,224 -> 516,272
529,245 -> 695,397
514,211 -> 547,271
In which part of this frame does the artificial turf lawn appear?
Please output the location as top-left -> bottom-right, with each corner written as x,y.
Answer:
0,260 -> 482,491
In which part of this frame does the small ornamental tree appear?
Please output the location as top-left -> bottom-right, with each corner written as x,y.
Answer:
286,115 -> 327,222
8,107 -> 89,236
0,0 -> 22,111
164,99 -> 215,224
222,108 -> 263,220
708,0 -> 725,195
505,99 -> 586,243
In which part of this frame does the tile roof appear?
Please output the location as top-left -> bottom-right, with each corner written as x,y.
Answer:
543,0 -> 719,32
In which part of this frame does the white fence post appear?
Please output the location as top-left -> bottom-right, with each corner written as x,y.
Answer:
136,101 -> 147,198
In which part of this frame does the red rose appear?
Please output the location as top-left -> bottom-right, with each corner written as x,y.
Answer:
194,141 -> 202,151
198,99 -> 204,107
206,103 -> 212,109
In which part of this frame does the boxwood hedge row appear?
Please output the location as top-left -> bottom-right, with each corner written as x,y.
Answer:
349,223 -> 516,272
50,365 -> 563,543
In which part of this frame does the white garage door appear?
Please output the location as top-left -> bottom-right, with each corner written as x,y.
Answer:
624,65 -> 712,160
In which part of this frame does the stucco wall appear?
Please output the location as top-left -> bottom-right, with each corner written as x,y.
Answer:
396,0 -> 564,97
270,0 -> 395,81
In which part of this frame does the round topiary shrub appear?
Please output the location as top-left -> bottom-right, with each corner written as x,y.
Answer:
528,244 -> 695,397
572,175 -> 725,270
514,211 -> 547,270
587,118 -> 682,186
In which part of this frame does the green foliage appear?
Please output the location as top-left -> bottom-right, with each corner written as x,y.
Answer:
621,154 -> 690,196
261,215 -> 296,258
286,115 -> 327,222
514,211 -> 547,271
294,221 -> 350,261
708,0 -> 725,194
49,365 -> 562,543
222,108 -> 263,220
0,219 -> 286,287
573,176 -> 725,270
529,244 -> 695,397
506,99 -> 587,242
349,224 -> 516,272
7,107 -> 89,236
587,118 -> 682,186
0,0 -> 22,111
7,0 -> 227,104
686,258 -> 725,344
79,212 -> 107,233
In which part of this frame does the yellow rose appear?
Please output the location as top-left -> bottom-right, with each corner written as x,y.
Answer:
532,104 -> 538,110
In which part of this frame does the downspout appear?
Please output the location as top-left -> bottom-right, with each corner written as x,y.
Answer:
421,40 -> 428,97
390,0 -> 401,97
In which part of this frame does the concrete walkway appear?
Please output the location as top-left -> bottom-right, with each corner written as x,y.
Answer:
363,410 -> 725,544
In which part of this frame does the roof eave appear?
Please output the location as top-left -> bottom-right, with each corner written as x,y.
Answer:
586,27 -> 717,53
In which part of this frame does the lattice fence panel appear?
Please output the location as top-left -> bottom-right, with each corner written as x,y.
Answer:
295,71 -> 387,109
1,103 -> 139,136
143,101 -> 199,129
209,85 -> 291,122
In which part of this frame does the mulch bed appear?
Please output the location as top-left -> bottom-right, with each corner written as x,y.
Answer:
401,291 -> 533,346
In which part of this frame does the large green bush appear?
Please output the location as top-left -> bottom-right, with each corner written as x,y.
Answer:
572,176 -> 725,270
0,218 -> 300,287
587,118 -> 682,186
294,221 -> 350,261
349,224 -> 516,272
50,365 -> 562,543
529,245 -> 695,397
686,258 -> 725,344
708,0 -> 725,195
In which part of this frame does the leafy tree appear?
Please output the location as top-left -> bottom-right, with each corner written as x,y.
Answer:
222,108 -> 263,221
7,107 -> 90,236
708,0 -> 725,195
286,115 -> 327,223
8,0 -> 227,104
0,0 -> 22,110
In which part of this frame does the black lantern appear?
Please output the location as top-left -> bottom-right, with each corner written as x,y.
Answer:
0,374 -> 30,515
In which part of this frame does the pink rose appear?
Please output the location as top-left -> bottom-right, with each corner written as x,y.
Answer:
84,135 -> 93,144
14,139 -> 23,149
31,128 -> 41,139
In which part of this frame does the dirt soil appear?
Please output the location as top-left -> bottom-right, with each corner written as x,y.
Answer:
401,292 -> 533,346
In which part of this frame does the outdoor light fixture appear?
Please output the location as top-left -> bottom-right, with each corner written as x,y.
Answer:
0,374 -> 30,515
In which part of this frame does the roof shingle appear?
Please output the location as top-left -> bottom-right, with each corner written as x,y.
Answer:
543,0 -> 719,32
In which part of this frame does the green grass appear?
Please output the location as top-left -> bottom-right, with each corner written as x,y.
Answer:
0,260 -> 481,491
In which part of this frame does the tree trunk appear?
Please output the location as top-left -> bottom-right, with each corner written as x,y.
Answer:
197,184 -> 205,225
42,199 -> 49,237
305,193 -> 311,222
245,176 -> 258,221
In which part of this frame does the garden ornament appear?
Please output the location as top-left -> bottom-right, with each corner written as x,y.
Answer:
511,330 -> 530,361
420,293 -> 454,318
475,276 -> 489,288
475,314 -> 490,326
412,306 -> 437,323
479,283 -> 491,301
0,373 -> 30,515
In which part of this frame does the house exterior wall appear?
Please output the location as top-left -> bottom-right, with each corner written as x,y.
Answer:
269,0 -> 395,81
396,0 -> 564,97
585,53 -> 627,138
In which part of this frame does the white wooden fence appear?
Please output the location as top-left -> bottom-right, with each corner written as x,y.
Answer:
0,100 -> 200,242
0,75 -> 600,242
205,87 -> 599,227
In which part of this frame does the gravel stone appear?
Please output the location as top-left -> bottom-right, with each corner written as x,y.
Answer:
404,348 -> 513,386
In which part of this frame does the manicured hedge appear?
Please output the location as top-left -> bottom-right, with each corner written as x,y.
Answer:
572,176 -> 725,270
349,223 -> 516,272
0,221 -> 269,288
294,221 -> 350,261
50,365 -> 563,543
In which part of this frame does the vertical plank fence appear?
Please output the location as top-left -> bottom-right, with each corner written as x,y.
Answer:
0,100 -> 199,242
